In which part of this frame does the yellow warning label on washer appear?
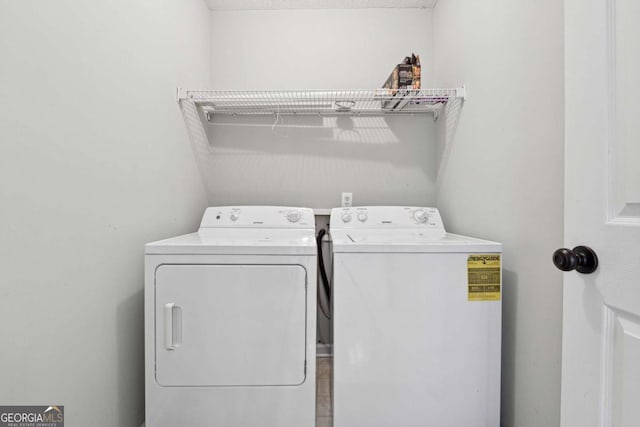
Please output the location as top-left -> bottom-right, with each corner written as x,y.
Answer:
468,254 -> 501,301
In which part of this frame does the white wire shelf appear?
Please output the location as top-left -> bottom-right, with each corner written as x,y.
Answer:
178,86 -> 466,196
177,88 -> 465,117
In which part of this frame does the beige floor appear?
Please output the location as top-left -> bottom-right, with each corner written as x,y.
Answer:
316,356 -> 333,427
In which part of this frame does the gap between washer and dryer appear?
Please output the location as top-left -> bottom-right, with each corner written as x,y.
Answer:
316,356 -> 333,427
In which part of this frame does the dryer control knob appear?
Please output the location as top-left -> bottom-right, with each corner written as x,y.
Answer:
230,211 -> 240,221
341,213 -> 352,223
286,210 -> 301,223
357,212 -> 368,222
413,209 -> 429,223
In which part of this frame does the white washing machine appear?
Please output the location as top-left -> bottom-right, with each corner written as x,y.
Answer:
330,206 -> 502,427
144,206 -> 317,427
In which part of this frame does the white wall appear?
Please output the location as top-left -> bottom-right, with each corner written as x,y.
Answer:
210,9 -> 434,90
0,1 -> 209,425
433,2 -> 564,427
205,9 -> 437,209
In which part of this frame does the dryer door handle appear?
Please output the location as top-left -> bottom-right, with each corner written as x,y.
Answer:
164,303 -> 182,350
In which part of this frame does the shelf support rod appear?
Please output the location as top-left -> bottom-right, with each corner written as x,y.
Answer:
176,86 -> 187,102
456,85 -> 466,101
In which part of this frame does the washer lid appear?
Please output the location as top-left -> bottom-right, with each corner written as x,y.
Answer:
331,230 -> 501,253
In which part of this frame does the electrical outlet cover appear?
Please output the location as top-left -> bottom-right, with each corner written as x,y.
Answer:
341,192 -> 353,207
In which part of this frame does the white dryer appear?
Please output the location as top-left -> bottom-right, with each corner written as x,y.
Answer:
331,206 -> 502,427
144,206 -> 317,427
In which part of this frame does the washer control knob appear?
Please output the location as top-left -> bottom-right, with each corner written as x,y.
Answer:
230,211 -> 240,221
357,212 -> 368,222
286,210 -> 301,223
413,209 -> 429,223
341,212 -> 352,223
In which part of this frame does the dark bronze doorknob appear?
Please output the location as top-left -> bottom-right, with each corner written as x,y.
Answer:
552,246 -> 599,274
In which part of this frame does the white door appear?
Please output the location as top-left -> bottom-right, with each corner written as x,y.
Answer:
155,264 -> 307,387
562,0 -> 640,426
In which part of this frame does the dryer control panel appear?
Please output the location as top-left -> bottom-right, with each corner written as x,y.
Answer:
330,206 -> 446,232
200,206 -> 315,229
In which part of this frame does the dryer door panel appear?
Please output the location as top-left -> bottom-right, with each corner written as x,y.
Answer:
155,264 -> 307,387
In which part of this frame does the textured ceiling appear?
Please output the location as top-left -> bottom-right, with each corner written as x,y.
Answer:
206,0 -> 438,10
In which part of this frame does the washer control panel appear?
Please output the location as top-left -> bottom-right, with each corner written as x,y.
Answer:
330,206 -> 445,232
200,206 -> 315,228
